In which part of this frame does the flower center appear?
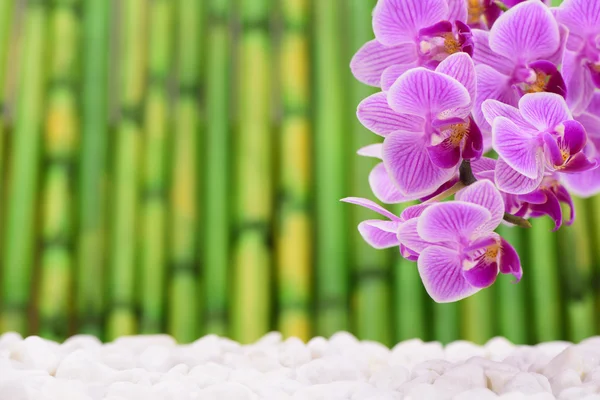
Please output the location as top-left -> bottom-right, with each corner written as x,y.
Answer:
484,245 -> 499,262
524,71 -> 548,93
443,33 -> 461,55
468,0 -> 485,24
449,123 -> 469,146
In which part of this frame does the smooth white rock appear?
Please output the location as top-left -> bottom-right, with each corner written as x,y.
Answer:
368,365 -> 410,390
9,336 -> 60,374
279,337 -> 311,368
453,388 -> 499,400
499,372 -> 552,395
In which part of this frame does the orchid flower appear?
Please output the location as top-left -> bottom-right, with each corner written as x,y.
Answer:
340,197 -> 429,261
482,93 -> 595,194
562,93 -> 600,197
351,0 -> 474,90
356,53 -> 481,199
555,0 -> 600,115
396,180 -> 521,302
472,157 -> 575,230
471,0 -> 567,139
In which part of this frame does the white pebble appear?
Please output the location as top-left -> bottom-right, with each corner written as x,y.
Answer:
499,372 -> 552,395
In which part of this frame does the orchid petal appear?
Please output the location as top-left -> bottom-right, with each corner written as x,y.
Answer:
370,162 -> 417,203
436,53 -> 476,104
471,29 -> 514,76
417,201 -> 492,244
473,65 -> 517,136
555,184 -> 575,225
519,93 -> 571,132
373,0 -> 449,46
530,190 -> 563,231
489,0 -> 560,62
418,245 -> 480,302
357,143 -> 383,159
481,98 -> 534,132
387,68 -> 471,119
563,50 -> 595,116
400,203 -> 431,221
383,130 -> 458,197
447,0 -> 468,23
397,218 -> 434,255
499,237 -> 522,282
357,92 -> 425,136
492,116 -> 541,179
358,220 -> 400,249
381,63 -> 420,91
351,40 -> 419,87
456,180 -> 505,233
461,117 -> 483,161
495,157 -> 544,195
561,152 -> 598,173
427,140 -> 462,169
556,0 -> 600,38
341,197 -> 399,221
471,157 -> 497,175
560,120 -> 587,155
562,163 -> 600,197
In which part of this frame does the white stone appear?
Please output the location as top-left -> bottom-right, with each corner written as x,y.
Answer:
499,372 -> 552,395
9,336 -> 60,374
453,388 -> 499,400
543,346 -> 600,379
369,365 -> 410,390
306,336 -> 329,359
198,382 -> 257,400
444,341 -> 485,363
550,369 -> 582,395
279,337 -> 311,368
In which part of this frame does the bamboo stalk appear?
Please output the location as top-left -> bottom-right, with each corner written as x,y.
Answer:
231,0 -> 273,343
0,0 -> 15,248
38,0 -> 80,341
139,0 -> 173,336
588,196 -> 600,335
461,288 -> 493,344
348,0 -> 392,345
495,225 -> 528,344
1,1 -> 48,334
314,0 -> 350,337
528,217 -> 562,342
168,0 -> 203,343
76,0 -> 110,338
394,203 -> 426,342
277,0 -> 312,341
203,0 -> 231,337
558,198 -> 595,342
106,0 -> 146,340
432,300 -> 460,343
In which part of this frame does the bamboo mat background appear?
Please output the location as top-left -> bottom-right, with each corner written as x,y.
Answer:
0,0 -> 596,346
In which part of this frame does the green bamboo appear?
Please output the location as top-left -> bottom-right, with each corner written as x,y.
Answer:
495,225 -> 528,344
168,0 -> 203,343
76,0 -> 109,338
394,203 -> 426,342
277,0 -> 312,341
588,196 -> 600,335
203,0 -> 231,337
558,198 -> 595,342
348,0 -> 392,346
314,0 -> 350,337
231,0 -> 273,344
107,0 -> 146,340
528,216 -> 562,342
461,288 -> 493,344
38,0 -> 80,341
139,0 -> 173,335
1,1 -> 47,334
0,0 -> 15,248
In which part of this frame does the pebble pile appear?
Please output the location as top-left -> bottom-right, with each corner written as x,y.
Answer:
1,331 -> 600,399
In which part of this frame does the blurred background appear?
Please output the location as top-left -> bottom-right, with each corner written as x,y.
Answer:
0,0 -> 595,346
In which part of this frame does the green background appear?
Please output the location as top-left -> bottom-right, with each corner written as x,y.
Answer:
0,0 -> 595,346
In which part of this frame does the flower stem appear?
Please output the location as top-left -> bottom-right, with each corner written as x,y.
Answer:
423,181 -> 466,204
503,212 -> 532,228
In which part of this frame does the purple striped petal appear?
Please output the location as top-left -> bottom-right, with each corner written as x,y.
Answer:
560,120 -> 587,155
351,40 -> 419,87
400,203 -> 431,221
561,152 -> 598,173
341,197 -> 400,221
418,245 -> 480,302
427,139 -> 462,169
358,220 -> 400,249
492,116 -> 541,179
555,184 -> 575,225
397,218 -> 434,255
518,93 -> 571,132
556,0 -> 600,39
388,68 -> 471,118
471,157 -> 497,175
495,157 -> 544,194
373,0 -> 449,46
527,60 -> 567,99
447,0 -> 468,23
462,117 -> 483,161
529,190 -> 563,231
369,162 -> 418,203
456,180 -> 504,233
436,52 -> 476,105
473,64 -> 517,136
489,0 -> 560,62
563,50 -> 595,116
383,130 -> 458,197
381,63 -> 420,91
481,99 -> 534,132
471,29 -> 514,76
357,143 -> 383,158
417,201 -> 492,244
499,237 -> 522,282
357,92 -> 425,136
562,161 -> 600,197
